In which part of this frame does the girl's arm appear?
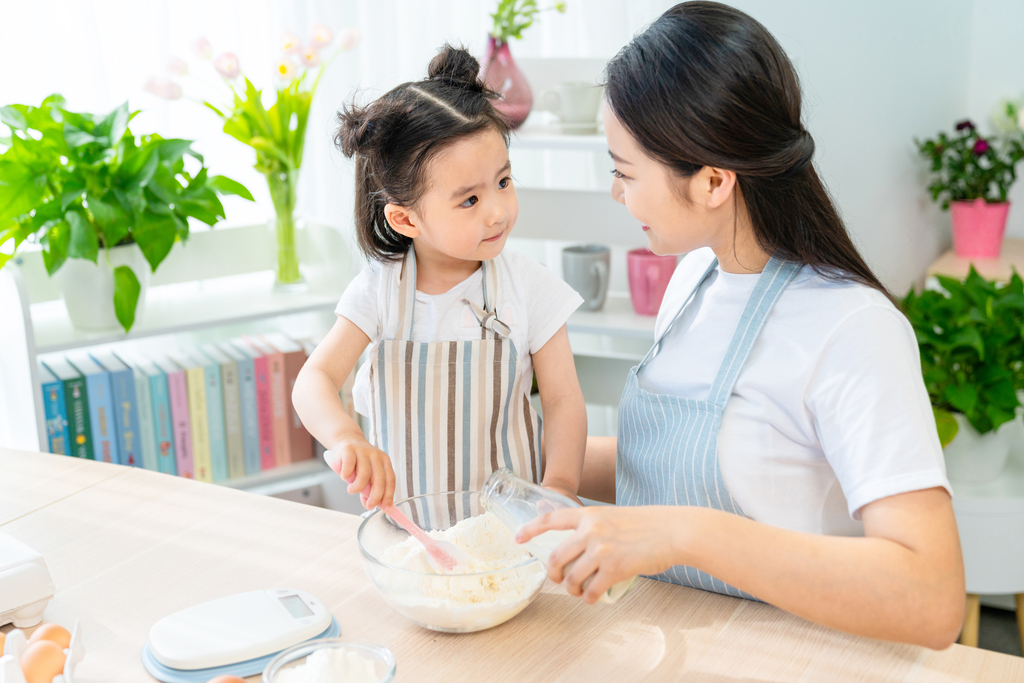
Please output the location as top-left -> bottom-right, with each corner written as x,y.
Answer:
292,316 -> 396,509
531,325 -> 587,500
517,487 -> 964,649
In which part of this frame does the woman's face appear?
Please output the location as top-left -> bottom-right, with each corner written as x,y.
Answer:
602,101 -> 735,257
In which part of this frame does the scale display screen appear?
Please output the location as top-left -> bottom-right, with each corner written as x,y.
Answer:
279,594 -> 314,618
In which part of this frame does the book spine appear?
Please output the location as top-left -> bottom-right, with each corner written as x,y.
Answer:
64,377 -> 92,459
110,368 -> 141,467
204,363 -> 229,482
236,356 -> 261,475
150,373 -> 177,475
253,355 -> 276,470
266,351 -> 291,466
86,371 -> 120,464
167,370 -> 194,478
42,378 -> 69,455
185,366 -> 213,483
134,372 -> 159,471
283,351 -> 313,462
220,360 -> 246,479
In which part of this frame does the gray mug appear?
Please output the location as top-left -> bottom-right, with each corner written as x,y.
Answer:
562,244 -> 610,311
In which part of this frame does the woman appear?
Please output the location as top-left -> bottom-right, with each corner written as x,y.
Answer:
517,1 -> 964,649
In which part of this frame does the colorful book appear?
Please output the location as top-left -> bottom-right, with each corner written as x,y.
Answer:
142,357 -> 177,475
115,353 -> 159,472
246,336 -> 290,466
39,362 -> 70,455
67,354 -> 120,465
229,338 -> 275,470
168,350 -> 213,483
261,333 -> 314,462
193,348 -> 228,482
202,344 -> 245,479
91,351 -> 142,468
219,341 -> 261,475
155,354 -> 193,479
44,359 -> 92,459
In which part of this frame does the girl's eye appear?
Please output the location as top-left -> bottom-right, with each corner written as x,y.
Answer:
610,169 -> 626,179
498,176 -> 511,189
460,196 -> 478,208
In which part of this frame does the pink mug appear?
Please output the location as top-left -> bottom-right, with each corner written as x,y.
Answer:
628,248 -> 678,316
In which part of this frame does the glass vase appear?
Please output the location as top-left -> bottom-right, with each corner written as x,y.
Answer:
479,36 -> 532,129
265,169 -> 307,292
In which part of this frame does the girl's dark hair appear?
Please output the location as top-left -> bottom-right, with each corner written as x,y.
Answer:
605,1 -> 895,303
336,44 -> 511,262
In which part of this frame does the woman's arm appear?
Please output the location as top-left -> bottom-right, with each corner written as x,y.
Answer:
292,316 -> 395,508
517,487 -> 964,649
531,325 -> 587,499
579,436 -> 616,503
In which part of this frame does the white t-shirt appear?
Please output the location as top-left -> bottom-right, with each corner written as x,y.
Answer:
639,248 -> 951,536
337,249 -> 583,417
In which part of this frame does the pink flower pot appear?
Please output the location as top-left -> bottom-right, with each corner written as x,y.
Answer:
479,37 -> 532,129
628,248 -> 678,316
950,199 -> 1010,258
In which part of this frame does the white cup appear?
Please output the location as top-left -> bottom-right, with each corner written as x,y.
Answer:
538,82 -> 603,134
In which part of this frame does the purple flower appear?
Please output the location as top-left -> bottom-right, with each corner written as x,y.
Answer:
956,119 -> 976,131
973,138 -> 990,155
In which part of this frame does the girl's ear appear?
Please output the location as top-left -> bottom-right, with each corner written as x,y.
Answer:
384,203 -> 421,239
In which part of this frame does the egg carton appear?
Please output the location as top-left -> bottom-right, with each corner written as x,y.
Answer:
0,620 -> 83,683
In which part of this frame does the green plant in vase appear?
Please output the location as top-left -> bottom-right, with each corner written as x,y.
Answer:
0,96 -> 252,331
147,26 -> 361,290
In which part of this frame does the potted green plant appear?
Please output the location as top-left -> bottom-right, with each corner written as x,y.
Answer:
902,267 -> 1024,483
916,120 -> 1024,259
0,95 -> 253,332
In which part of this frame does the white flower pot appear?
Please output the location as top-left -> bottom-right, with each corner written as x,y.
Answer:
57,243 -> 150,331
943,412 -> 1013,484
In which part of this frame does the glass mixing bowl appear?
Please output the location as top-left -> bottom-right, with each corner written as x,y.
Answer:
357,491 -> 546,633
262,638 -> 396,683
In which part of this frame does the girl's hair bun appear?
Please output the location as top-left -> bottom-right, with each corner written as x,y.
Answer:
427,44 -> 484,92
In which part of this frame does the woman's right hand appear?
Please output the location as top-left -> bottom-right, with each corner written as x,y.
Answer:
325,439 -> 396,509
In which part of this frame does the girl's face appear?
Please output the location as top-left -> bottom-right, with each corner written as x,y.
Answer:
602,101 -> 737,257
386,128 -> 517,265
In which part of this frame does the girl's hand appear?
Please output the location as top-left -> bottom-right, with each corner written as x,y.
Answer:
325,439 -> 396,509
516,505 -> 686,604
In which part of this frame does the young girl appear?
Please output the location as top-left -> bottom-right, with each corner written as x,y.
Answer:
293,46 -> 587,511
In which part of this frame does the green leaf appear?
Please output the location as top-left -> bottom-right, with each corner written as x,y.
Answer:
944,383 -> 978,414
208,175 -> 254,201
66,209 -> 98,262
61,179 -> 86,210
63,122 -> 98,148
112,265 -> 140,332
0,161 -> 46,223
222,116 -> 253,145
132,210 -> 177,271
0,106 -> 27,131
950,327 -> 984,358
41,219 -> 70,274
86,191 -> 130,246
933,408 -> 959,448
203,101 -> 227,118
94,102 -> 129,143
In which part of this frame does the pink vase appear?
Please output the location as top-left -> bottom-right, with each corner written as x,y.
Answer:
628,248 -> 679,316
950,199 -> 1010,258
479,36 -> 532,129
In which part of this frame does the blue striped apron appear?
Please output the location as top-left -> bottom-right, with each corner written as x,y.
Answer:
366,248 -> 542,523
617,254 -> 801,600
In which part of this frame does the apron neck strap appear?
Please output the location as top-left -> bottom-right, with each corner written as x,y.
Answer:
395,246 -> 502,341
638,256 -> 719,369
706,255 -> 801,408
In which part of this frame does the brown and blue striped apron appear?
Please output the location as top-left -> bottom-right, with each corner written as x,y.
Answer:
366,247 -> 543,514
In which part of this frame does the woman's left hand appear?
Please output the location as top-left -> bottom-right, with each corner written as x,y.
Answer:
515,505 -> 686,604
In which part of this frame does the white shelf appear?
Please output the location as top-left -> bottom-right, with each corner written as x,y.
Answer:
566,293 -> 657,340
511,126 -> 607,151
221,458 -> 331,492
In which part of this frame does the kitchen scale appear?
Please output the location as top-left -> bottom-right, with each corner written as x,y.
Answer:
141,589 -> 340,682
0,532 -> 57,629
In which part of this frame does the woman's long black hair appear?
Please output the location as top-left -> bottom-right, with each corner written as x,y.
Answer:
605,1 -> 894,303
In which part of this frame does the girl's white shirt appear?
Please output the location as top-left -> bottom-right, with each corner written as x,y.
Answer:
337,249 -> 583,418
640,247 -> 951,535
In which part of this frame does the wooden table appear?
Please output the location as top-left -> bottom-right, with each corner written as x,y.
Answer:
2,448 -> 1022,682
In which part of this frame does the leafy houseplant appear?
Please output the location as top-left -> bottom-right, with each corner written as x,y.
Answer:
146,26 -> 361,291
916,120 -> 1024,258
901,267 -> 1024,452
481,1 -> 566,129
0,96 -> 253,331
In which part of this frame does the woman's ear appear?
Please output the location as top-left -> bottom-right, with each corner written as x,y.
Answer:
384,203 -> 421,239
697,166 -> 737,210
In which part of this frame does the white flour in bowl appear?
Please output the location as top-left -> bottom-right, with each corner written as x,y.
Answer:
273,647 -> 380,683
375,512 -> 546,631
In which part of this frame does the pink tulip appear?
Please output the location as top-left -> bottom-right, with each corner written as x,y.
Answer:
281,31 -> 301,55
310,23 -> 333,48
300,45 -> 320,68
143,75 -> 183,100
167,56 -> 188,77
275,58 -> 297,82
337,27 -> 361,51
192,36 -> 213,60
214,52 -> 240,80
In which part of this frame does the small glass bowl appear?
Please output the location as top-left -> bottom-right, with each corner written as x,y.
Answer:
262,638 -> 396,683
